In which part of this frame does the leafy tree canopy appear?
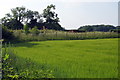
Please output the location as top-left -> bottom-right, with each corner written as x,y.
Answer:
0,4 -> 64,30
78,24 -> 116,32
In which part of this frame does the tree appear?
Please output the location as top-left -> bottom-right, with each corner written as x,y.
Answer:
78,24 -> 115,32
43,4 -> 60,23
0,5 -> 64,30
42,4 -> 64,30
26,10 -> 43,28
0,6 -> 42,29
11,6 -> 26,23
116,26 -> 120,29
0,13 -> 12,26
0,7 -> 26,29
25,10 -> 43,24
27,19 -> 37,29
25,10 -> 34,23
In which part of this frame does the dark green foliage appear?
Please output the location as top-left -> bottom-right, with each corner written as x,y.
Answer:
27,19 -> 38,29
2,26 -> 15,42
110,29 -> 120,33
78,25 -> 116,32
42,4 -> 64,31
43,4 -> 59,23
36,23 -> 44,29
116,26 -> 120,29
5,19 -> 23,29
44,22 -> 65,30
11,6 -> 26,22
0,5 -> 64,31
78,29 -> 86,32
0,6 -> 25,29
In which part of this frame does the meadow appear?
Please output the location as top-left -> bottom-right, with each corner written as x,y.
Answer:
10,38 -> 118,78
1,4 -> 119,79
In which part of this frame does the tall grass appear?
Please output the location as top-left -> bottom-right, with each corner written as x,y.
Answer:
12,30 -> 119,42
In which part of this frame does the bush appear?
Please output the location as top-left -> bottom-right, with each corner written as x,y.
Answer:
110,29 -> 120,33
2,26 -> 15,42
31,26 -> 40,35
23,24 -> 29,34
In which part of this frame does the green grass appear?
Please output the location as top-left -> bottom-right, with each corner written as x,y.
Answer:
2,44 -> 54,79
13,38 -> 118,78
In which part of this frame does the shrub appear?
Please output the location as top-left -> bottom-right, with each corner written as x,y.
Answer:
110,29 -> 120,33
23,24 -> 29,34
2,26 -> 15,42
31,26 -> 40,35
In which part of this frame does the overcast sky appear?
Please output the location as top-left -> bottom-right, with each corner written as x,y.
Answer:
0,0 -> 119,29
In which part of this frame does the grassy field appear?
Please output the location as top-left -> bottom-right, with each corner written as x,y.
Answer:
12,38 -> 118,78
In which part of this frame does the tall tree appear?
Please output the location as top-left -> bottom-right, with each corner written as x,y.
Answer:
25,10 -> 34,23
0,13 -> 12,26
43,4 -> 60,23
11,6 -> 26,23
0,5 -> 63,30
42,4 -> 64,30
0,6 -> 26,29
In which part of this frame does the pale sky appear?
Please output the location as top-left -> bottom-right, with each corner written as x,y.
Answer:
0,0 -> 119,29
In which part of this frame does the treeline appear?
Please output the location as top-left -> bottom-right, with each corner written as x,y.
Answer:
78,25 -> 120,33
0,4 -> 119,32
0,4 -> 64,31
